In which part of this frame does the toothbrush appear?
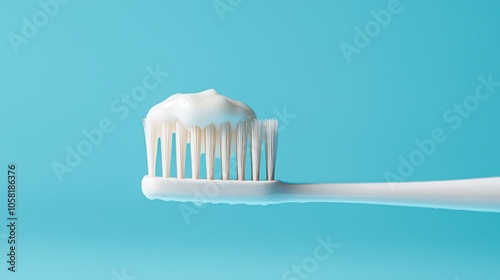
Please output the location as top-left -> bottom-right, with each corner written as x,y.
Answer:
141,90 -> 500,212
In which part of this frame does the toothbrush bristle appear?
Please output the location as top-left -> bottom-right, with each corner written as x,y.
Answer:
161,121 -> 172,178
236,121 -> 248,180
144,118 -> 278,181
250,120 -> 262,181
220,122 -> 231,180
175,121 -> 187,179
205,124 -> 216,180
264,119 -> 278,181
144,119 -> 158,177
190,126 -> 202,179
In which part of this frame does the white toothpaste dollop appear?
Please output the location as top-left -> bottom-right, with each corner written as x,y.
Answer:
146,89 -> 256,129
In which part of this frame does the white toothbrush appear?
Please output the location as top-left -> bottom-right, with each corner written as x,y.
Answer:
141,90 -> 500,212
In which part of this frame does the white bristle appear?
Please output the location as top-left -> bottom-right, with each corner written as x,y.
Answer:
220,122 -> 231,180
144,118 -> 278,181
264,119 -> 278,181
250,120 -> 262,181
161,122 -> 172,178
190,126 -> 202,179
205,124 -> 216,180
143,119 -> 158,177
175,121 -> 187,179
236,121 -> 248,180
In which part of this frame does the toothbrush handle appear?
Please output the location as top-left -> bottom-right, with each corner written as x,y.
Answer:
142,176 -> 500,212
279,177 -> 500,212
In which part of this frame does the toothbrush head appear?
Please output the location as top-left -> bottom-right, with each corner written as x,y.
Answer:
142,89 -> 279,184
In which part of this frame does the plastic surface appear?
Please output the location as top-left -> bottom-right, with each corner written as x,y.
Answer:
142,176 -> 500,212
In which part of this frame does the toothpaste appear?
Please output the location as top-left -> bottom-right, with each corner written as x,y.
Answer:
146,89 -> 256,129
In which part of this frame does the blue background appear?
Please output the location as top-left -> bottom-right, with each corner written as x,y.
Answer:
1,0 -> 500,279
